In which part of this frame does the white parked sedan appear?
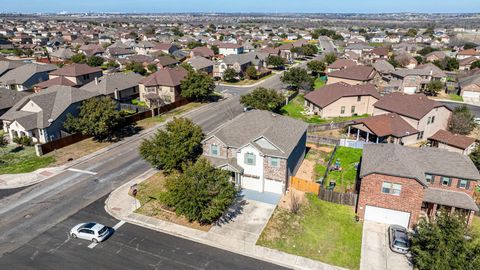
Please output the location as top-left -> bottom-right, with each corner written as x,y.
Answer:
70,222 -> 110,243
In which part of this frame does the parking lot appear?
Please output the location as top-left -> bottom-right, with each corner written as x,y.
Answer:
0,196 -> 288,270
360,221 -> 412,270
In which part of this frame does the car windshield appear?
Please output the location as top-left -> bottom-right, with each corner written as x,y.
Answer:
98,226 -> 108,235
394,239 -> 409,248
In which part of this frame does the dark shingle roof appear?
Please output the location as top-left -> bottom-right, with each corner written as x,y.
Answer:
81,72 -> 142,95
353,113 -> 419,138
50,63 -> 102,77
0,87 -> 30,110
424,188 -> 479,211
139,67 -> 187,87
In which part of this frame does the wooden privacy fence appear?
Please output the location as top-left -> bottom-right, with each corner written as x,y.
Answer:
318,188 -> 358,206
290,176 -> 321,194
40,133 -> 92,155
307,135 -> 340,146
307,121 -> 353,132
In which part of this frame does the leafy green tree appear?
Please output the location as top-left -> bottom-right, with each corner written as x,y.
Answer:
414,55 -> 425,65
106,60 -> 119,69
13,48 -> 23,57
64,97 -> 123,141
324,53 -> 337,65
281,67 -> 314,90
159,158 -> 237,224
180,70 -> 215,101
388,55 -> 400,68
406,28 -> 418,37
71,53 -> 86,63
471,60 -> 480,70
240,87 -> 284,112
187,41 -> 203,49
126,62 -> 147,75
172,27 -> 184,37
223,68 -> 237,82
307,60 -> 326,76
13,136 -> 32,147
86,56 -> 104,67
0,135 -> 8,152
290,46 -> 303,58
418,46 -> 437,56
266,55 -> 285,69
448,105 -> 477,135
424,80 -> 443,96
139,118 -> 203,172
470,145 -> 480,171
147,63 -> 158,72
433,57 -> 459,71
301,44 -> 318,56
411,212 -> 478,270
245,65 -> 258,80
210,45 -> 219,55
463,42 -> 478,50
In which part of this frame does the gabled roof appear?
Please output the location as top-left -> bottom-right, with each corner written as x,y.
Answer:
1,85 -> 98,130
81,72 -> 142,95
50,47 -> 75,60
204,110 -> 308,159
0,87 -> 30,110
327,59 -> 357,70
304,82 -> 380,109
373,92 -> 449,120
156,56 -> 179,66
0,60 -> 26,76
50,63 -> 102,77
139,67 -> 187,87
360,144 -> 480,186
372,60 -> 395,74
424,188 -> 479,211
353,113 -> 418,138
328,65 -> 376,81
34,76 -> 77,89
188,56 -> 214,70
428,130 -> 477,150
191,46 -> 215,58
0,63 -> 57,85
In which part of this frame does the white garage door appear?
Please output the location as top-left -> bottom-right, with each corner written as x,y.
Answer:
403,87 -> 417,94
264,179 -> 284,194
462,91 -> 480,99
364,206 -> 410,228
241,176 -> 262,192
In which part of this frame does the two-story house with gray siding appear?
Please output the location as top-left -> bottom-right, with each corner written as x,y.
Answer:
202,110 -> 308,195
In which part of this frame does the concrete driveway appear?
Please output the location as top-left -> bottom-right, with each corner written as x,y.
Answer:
360,221 -> 412,270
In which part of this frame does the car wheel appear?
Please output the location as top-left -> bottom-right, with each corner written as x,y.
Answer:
92,238 -> 99,243
71,233 -> 77,238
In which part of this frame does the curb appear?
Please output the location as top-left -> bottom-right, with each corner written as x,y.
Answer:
104,170 -> 345,270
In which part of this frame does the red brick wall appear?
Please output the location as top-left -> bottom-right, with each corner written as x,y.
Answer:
427,176 -> 477,197
357,174 -> 425,228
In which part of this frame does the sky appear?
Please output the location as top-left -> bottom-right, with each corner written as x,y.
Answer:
2,0 -> 479,14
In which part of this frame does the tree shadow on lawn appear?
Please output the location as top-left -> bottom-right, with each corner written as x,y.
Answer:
215,194 -> 246,227
9,146 -> 24,153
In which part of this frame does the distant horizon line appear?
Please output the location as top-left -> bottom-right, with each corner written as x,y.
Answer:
1,11 -> 480,15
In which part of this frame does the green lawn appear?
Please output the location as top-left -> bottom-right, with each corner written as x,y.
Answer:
326,146 -> 362,192
136,102 -> 202,129
131,99 -> 148,107
281,95 -> 369,124
448,94 -> 463,102
0,146 -> 56,174
222,72 -> 275,85
314,77 -> 326,89
257,194 -> 363,269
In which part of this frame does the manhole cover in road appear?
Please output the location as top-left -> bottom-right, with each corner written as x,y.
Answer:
24,214 -> 32,219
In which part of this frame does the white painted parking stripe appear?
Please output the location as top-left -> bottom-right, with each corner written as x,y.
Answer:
67,168 -> 98,175
88,242 -> 98,249
113,220 -> 126,231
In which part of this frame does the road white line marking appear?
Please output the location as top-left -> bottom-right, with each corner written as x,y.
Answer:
113,220 -> 126,231
221,89 -> 228,93
67,168 -> 98,175
88,242 -> 98,249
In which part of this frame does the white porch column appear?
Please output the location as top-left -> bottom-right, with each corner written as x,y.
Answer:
356,129 -> 360,141
347,126 -> 351,137
366,132 -> 370,142
376,137 -> 379,143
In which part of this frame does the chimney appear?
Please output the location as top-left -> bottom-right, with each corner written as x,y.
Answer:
95,77 -> 99,85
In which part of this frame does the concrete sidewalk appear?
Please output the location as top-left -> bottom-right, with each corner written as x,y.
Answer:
0,167 -> 65,189
105,169 -> 346,270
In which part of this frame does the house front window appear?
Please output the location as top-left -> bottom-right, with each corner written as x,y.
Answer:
244,152 -> 256,165
340,106 -> 345,114
357,96 -> 361,102
381,182 -> 402,196
210,144 -> 219,156
458,179 -> 468,189
417,131 -> 424,140
441,177 -> 451,186
425,174 -> 434,183
269,157 -> 280,167
351,106 -> 356,114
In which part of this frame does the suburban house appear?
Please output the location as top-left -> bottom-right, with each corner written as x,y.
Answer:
155,56 -> 179,69
0,60 -> 25,77
1,85 -> 98,144
356,144 -> 479,228
202,110 -> 308,195
214,52 -> 266,78
459,56 -> 480,71
327,65 -> 378,85
390,64 -> 447,94
326,59 -> 357,73
0,87 -> 30,119
372,93 -> 451,140
425,51 -> 447,62
218,43 -> 244,56
0,63 -> 57,91
304,82 -> 380,118
458,74 -> 480,101
152,43 -> 181,55
190,46 -> 215,59
48,63 -> 103,87
138,67 -> 188,107
187,56 -> 214,74
50,47 -> 75,62
428,129 -> 477,155
81,72 -> 142,101
456,48 -> 480,60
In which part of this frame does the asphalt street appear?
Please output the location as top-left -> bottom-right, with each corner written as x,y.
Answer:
0,196 -> 289,270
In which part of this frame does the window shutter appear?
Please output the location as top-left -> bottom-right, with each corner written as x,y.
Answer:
466,180 -> 470,190
448,178 -> 452,186
244,153 -> 248,164
431,176 -> 434,184
456,179 -> 461,188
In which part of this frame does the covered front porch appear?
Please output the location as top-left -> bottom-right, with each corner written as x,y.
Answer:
422,188 -> 479,226
346,124 -> 396,144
